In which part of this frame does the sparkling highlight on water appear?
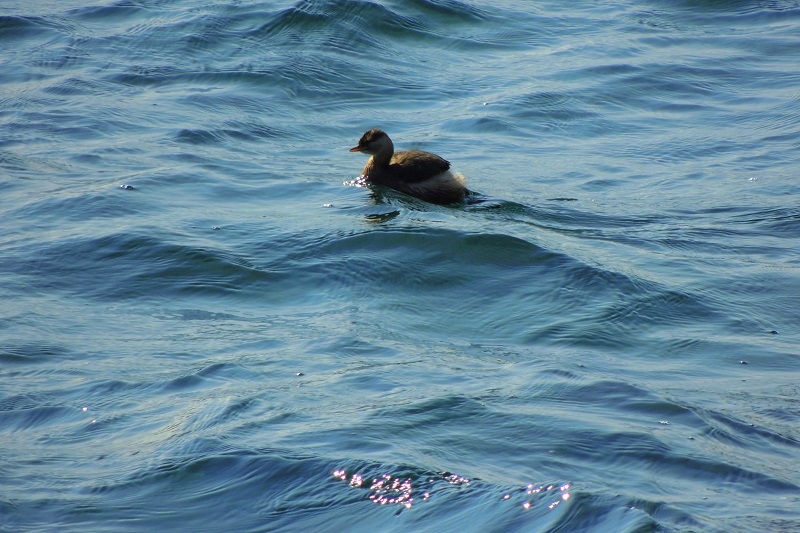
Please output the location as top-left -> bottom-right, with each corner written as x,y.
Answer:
334,469 -> 571,514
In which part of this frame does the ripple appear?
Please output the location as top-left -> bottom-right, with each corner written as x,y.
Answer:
6,232 -> 283,302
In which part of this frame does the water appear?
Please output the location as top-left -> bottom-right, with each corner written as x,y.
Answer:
1,0 -> 799,531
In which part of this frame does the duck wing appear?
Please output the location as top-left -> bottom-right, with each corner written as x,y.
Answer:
390,150 -> 451,183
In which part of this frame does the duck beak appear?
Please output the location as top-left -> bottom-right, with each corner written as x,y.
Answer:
349,146 -> 363,152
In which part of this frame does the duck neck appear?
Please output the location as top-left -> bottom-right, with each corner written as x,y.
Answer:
371,138 -> 394,167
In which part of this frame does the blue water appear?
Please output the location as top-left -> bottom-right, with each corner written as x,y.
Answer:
2,0 -> 799,531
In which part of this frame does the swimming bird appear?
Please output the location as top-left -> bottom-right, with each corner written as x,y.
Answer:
349,129 -> 467,205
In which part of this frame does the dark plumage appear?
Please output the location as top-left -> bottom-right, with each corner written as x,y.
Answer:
349,129 -> 467,205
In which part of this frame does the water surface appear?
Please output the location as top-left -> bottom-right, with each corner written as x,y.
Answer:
1,0 -> 799,531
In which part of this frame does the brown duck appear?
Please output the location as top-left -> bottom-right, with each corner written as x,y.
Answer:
349,129 -> 467,205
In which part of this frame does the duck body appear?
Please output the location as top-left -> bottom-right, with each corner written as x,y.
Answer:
350,129 -> 467,205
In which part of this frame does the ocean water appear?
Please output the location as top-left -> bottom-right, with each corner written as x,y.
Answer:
1,0 -> 799,531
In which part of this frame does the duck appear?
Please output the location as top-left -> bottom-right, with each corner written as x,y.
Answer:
349,129 -> 467,205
